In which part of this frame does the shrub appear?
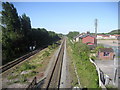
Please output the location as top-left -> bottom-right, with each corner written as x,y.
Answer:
73,42 -> 90,61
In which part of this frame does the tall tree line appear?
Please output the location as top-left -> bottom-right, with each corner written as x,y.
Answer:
67,31 -> 79,39
1,2 -> 60,65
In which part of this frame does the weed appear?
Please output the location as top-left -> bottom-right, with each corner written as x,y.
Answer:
19,75 -> 27,83
19,62 -> 36,71
43,51 -> 50,57
8,75 -> 18,80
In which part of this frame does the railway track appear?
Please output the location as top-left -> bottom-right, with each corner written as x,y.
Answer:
0,47 -> 45,74
0,42 -> 54,74
42,39 -> 65,88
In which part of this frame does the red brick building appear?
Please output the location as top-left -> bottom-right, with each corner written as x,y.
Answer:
80,34 -> 97,46
98,48 -> 114,60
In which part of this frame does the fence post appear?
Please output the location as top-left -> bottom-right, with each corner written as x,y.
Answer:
26,77 -> 37,90
113,67 -> 117,86
35,77 -> 37,85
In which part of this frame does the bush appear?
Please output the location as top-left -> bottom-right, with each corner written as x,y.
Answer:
73,42 -> 90,61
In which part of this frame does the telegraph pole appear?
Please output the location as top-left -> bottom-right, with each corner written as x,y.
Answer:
95,19 -> 98,37
95,19 -> 98,46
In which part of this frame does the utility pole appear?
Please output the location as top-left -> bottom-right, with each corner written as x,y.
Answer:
95,19 -> 98,37
95,19 -> 98,46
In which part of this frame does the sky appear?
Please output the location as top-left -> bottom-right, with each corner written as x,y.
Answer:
1,2 -> 118,34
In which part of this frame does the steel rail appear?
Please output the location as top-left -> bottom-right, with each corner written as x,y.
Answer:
46,39 -> 65,89
0,48 -> 42,74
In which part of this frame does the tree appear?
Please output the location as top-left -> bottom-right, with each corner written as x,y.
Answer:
67,31 -> 79,39
20,13 -> 31,36
1,2 -> 22,64
48,31 -> 60,42
1,2 -> 60,65
2,2 -> 21,33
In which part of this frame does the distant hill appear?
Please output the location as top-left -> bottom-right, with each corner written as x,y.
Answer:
95,29 -> 120,35
108,29 -> 120,35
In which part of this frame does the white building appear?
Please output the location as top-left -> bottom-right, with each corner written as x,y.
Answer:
97,35 -> 118,40
73,33 -> 85,42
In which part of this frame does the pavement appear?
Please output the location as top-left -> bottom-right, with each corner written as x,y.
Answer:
60,38 -> 67,88
60,38 -> 71,88
95,58 -> 119,88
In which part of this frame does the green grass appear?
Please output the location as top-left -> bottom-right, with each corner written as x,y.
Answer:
73,54 -> 99,88
43,51 -> 50,57
67,38 -> 99,88
19,62 -> 36,71
6,43 -> 60,85
66,40 -> 79,87
8,74 -> 19,80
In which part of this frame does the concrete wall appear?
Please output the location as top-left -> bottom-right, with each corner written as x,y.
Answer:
76,37 -> 79,42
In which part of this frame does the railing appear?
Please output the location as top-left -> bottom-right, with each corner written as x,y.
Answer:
89,58 -> 107,89
26,77 -> 37,90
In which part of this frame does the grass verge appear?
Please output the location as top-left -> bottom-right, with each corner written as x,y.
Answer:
67,38 -> 99,88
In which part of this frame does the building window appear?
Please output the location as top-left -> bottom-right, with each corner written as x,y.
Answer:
104,52 -> 109,56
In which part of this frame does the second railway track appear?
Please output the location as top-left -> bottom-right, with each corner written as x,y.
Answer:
0,45 -> 48,74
